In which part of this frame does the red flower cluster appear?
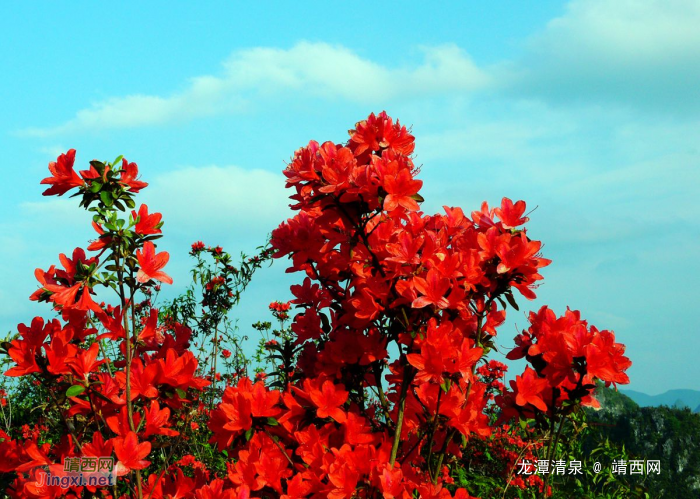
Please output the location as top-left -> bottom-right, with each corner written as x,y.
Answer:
500,306 -> 631,417
1,152 -> 213,498
269,301 -> 291,321
40,150 -> 148,197
191,241 -> 206,254
202,111 -> 557,496
0,114 -> 631,499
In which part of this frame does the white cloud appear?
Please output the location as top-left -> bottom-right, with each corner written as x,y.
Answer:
38,145 -> 69,158
5,163 -> 290,260
11,164 -> 290,248
505,0 -> 700,111
536,0 -> 700,61
17,1 -> 700,139
21,198 -> 86,222
412,98 -> 700,249
418,103 -> 580,165
20,42 -> 488,137
144,164 -> 290,241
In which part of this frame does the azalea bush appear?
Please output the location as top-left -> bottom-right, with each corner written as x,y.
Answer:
0,112 -> 633,498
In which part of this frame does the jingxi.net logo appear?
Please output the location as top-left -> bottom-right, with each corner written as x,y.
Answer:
35,457 -> 115,489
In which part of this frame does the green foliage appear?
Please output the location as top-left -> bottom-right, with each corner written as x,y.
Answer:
161,242 -> 273,407
451,385 -> 653,499
586,384 -> 700,499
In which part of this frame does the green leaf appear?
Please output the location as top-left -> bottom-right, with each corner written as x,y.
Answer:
495,295 -> 507,309
91,390 -> 114,403
266,417 -> 279,426
175,388 -> 187,399
100,191 -> 113,207
320,312 -> 331,334
505,292 -> 519,311
66,385 -> 86,397
244,428 -> 254,441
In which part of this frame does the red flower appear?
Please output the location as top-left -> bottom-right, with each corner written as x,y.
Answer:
45,336 -> 77,376
155,349 -> 209,391
138,308 -> 159,342
513,367 -> 549,412
136,241 -> 173,285
379,466 -> 407,499
249,381 -> 281,418
269,301 -> 291,312
114,431 -> 151,474
412,270 -> 451,309
87,221 -> 112,252
342,412 -> 376,445
120,158 -> 148,192
349,111 -> 415,157
494,198 -> 529,229
281,474 -> 315,499
67,343 -> 105,380
129,361 -> 159,399
586,330 -> 632,387
82,432 -> 114,458
220,393 -> 253,433
383,168 -> 423,212
143,401 -> 179,437
132,204 -> 163,235
308,379 -> 348,423
4,339 -> 40,377
40,149 -> 84,196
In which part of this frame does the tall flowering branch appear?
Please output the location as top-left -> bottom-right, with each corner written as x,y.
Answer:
0,151 -> 214,498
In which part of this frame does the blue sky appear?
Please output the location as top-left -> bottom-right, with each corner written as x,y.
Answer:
1,0 -> 698,394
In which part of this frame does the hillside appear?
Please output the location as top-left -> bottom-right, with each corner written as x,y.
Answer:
588,384 -> 700,498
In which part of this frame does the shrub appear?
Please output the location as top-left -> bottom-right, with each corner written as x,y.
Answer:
0,113 -> 632,498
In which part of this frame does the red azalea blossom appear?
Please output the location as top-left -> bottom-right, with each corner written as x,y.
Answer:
132,204 -> 163,235
120,158 -> 148,192
136,241 -> 173,284
40,149 -> 84,196
191,241 -> 206,253
513,367 -> 550,412
114,431 -> 151,474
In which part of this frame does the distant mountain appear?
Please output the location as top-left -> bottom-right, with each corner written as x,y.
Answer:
621,388 -> 700,410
